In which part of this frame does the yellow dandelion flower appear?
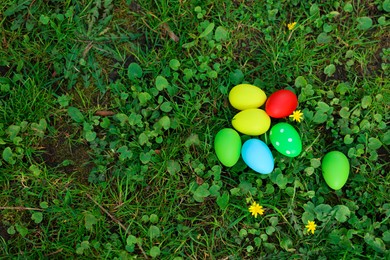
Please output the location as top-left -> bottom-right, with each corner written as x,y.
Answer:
287,22 -> 297,30
306,220 -> 317,234
289,110 -> 304,122
249,202 -> 264,218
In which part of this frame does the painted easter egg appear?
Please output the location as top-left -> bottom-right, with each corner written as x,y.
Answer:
265,89 -> 298,118
322,151 -> 350,190
269,123 -> 302,157
232,109 -> 271,136
214,128 -> 242,167
229,84 -> 267,110
241,139 -> 274,174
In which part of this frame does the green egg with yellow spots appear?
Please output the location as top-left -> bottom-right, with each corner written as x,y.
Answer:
269,122 -> 302,157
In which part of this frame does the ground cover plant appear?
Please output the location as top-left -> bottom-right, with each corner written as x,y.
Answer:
0,0 -> 389,258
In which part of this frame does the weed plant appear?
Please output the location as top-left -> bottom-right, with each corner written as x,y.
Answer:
0,0 -> 389,259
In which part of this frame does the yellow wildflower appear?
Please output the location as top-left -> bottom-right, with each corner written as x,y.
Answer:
289,110 -> 304,122
249,202 -> 264,218
287,22 -> 297,30
306,220 -> 317,234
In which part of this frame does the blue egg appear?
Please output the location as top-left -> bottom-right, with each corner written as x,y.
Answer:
241,139 -> 274,174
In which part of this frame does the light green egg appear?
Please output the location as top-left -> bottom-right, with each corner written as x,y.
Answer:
322,151 -> 350,190
214,128 -> 242,167
269,123 -> 302,157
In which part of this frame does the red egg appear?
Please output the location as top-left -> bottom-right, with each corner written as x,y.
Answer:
265,90 -> 298,118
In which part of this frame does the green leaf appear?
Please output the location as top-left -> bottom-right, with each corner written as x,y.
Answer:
100,117 -> 110,128
7,225 -> 16,235
345,50 -> 354,59
149,214 -> 159,224
195,183 -> 210,197
140,152 -> 152,164
314,204 -> 332,221
229,69 -> 244,85
334,205 -> 351,223
295,76 -> 307,87
185,133 -> 200,147
343,3 -> 353,12
68,107 -> 84,123
344,134 -> 354,145
199,22 -> 215,38
339,107 -> 350,118
383,230 -> 390,242
29,165 -> 41,177
214,26 -> 228,42
182,40 -> 196,49
39,14 -> 50,25
138,133 -> 149,146
302,212 -> 315,224
6,125 -> 21,140
361,95 -> 372,108
364,234 -> 386,253
84,213 -> 97,230
324,64 -> 336,76
31,212 -> 43,224
57,95 -> 71,108
167,160 -> 181,175
2,147 -> 15,165
15,224 -> 28,237
267,9 -> 278,21
384,0 -> 390,12
356,17 -> 373,30
148,225 -> 161,239
118,145 -> 133,160
155,75 -> 169,91
40,202 -> 49,209
313,111 -> 328,124
378,16 -> 386,25
336,82 -> 350,95
85,131 -> 96,142
127,63 -> 143,80
169,59 -> 181,71
275,173 -> 288,189
209,184 -> 220,196
216,192 -> 229,210
149,246 -> 160,258
280,237 -> 293,251
317,102 -> 330,112
323,23 -> 333,33
304,167 -> 314,175
158,116 -> 171,130
269,216 -> 279,226
160,101 -> 172,112
127,235 -> 138,246
310,4 -> 320,15
114,113 -> 129,126
266,226 -> 276,235
368,137 -> 382,150
138,92 -> 151,105
31,119 -> 47,138
317,32 -> 332,44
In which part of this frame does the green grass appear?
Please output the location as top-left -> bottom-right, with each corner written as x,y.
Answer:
0,0 -> 389,259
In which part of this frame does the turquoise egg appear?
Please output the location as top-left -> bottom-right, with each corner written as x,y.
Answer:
269,123 -> 302,157
322,151 -> 350,190
241,139 -> 274,174
214,128 -> 242,167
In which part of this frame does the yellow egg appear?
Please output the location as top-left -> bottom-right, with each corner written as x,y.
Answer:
229,84 -> 267,110
232,109 -> 271,136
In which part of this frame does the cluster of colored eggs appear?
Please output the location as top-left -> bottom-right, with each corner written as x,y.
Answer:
214,84 -> 350,190
215,84 -> 301,174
